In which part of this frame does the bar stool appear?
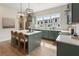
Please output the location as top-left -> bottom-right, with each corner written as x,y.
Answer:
11,31 -> 14,46
18,32 -> 28,51
14,31 -> 19,48
11,31 -> 19,48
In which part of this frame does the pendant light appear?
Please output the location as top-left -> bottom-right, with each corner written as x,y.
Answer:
24,3 -> 33,31
24,3 -> 34,16
18,3 -> 24,16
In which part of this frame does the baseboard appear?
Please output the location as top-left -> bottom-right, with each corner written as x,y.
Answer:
0,38 -> 11,43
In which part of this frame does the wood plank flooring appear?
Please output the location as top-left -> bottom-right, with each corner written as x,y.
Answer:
0,39 -> 56,56
0,41 -> 27,56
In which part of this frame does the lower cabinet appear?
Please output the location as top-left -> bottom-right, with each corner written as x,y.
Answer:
57,42 -> 79,56
42,31 -> 49,38
42,30 -> 59,41
48,31 -> 59,41
48,31 -> 55,40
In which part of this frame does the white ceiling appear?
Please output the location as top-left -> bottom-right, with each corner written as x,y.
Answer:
0,3 -> 67,12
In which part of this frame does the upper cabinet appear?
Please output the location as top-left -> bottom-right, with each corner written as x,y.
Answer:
72,3 -> 79,23
66,3 -> 79,24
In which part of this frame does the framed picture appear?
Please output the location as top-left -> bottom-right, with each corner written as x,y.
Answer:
2,17 -> 15,28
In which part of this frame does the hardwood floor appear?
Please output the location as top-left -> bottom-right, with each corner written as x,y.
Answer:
0,39 -> 56,56
31,46 -> 56,56
0,41 -> 27,56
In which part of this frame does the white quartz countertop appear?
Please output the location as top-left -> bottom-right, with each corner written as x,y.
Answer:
56,34 -> 79,46
31,28 -> 61,31
13,30 -> 42,35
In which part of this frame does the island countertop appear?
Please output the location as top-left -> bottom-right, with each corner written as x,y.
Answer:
56,34 -> 79,46
13,30 -> 42,35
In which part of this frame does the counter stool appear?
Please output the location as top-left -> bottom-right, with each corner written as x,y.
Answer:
18,32 -> 28,52
11,31 -> 19,48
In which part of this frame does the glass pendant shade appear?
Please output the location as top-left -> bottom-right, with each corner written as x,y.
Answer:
24,8 -> 33,16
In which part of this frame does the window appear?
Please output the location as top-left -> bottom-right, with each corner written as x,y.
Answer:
43,15 -> 50,20
51,13 -> 60,19
35,13 -> 61,29
36,16 -> 43,21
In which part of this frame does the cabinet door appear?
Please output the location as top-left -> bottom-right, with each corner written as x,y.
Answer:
54,31 -> 59,39
42,30 -> 48,38
72,3 -> 79,23
48,31 -> 59,41
52,31 -> 57,40
48,31 -> 54,40
77,4 -> 79,22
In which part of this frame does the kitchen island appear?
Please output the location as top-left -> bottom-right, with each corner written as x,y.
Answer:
13,30 -> 42,55
56,34 -> 79,56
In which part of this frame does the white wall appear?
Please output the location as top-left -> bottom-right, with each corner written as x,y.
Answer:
0,5 -> 18,42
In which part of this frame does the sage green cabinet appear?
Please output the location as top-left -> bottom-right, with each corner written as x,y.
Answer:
42,30 -> 59,41
28,31 -> 42,54
48,31 -> 59,41
67,3 -> 79,24
42,30 -> 49,38
72,3 -> 79,23
48,31 -> 54,40
57,42 -> 79,56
